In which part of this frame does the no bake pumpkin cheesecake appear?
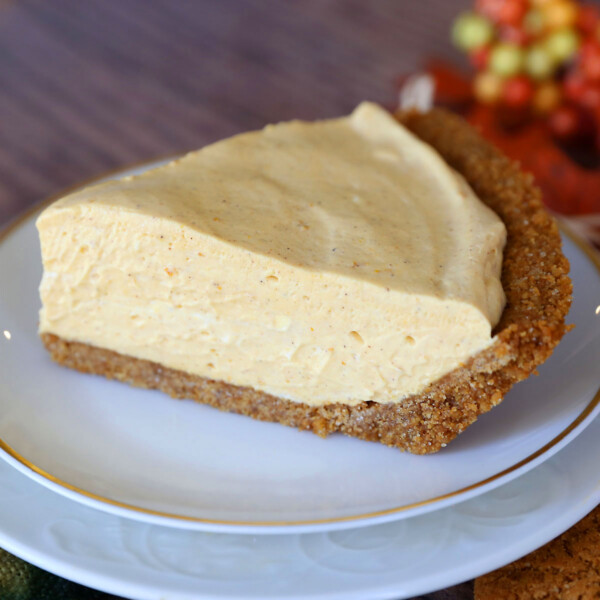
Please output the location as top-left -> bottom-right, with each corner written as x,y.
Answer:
36,103 -> 572,454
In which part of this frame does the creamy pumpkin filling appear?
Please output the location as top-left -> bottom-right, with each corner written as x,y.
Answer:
37,102 -> 506,406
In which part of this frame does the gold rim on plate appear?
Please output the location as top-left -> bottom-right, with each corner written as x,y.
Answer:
0,160 -> 599,529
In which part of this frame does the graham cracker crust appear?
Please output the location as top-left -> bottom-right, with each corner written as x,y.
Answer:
40,109 -> 572,454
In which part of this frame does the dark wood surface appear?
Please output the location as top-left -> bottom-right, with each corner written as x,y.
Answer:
0,0 -> 466,225
0,2 -> 590,599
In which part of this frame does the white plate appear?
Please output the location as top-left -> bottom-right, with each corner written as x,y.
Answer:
0,164 -> 599,534
0,413 -> 599,600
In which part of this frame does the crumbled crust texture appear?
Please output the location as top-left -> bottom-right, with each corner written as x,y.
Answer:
40,108 -> 572,454
474,504 -> 600,599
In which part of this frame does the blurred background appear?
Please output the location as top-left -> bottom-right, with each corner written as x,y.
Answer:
0,0 -> 466,225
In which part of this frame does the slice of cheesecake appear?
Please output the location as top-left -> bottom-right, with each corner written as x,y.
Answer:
36,103 -> 572,454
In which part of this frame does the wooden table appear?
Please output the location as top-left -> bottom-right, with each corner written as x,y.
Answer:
0,0 -> 467,227
0,1 -> 591,599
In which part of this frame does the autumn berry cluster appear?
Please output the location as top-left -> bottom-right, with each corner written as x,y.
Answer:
453,0 -> 600,144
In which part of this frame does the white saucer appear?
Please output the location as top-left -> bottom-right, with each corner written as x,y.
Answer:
0,412 -> 599,599
0,163 -> 599,534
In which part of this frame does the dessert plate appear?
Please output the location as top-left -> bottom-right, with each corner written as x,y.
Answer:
0,411 -> 599,600
0,163 -> 599,534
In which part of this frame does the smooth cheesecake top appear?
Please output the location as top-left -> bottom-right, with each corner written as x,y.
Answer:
37,103 -> 507,406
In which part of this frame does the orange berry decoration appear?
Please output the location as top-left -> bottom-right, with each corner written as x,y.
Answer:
533,81 -> 563,113
502,75 -> 535,107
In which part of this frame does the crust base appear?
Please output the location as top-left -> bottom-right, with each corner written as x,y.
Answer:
39,109 -> 573,454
